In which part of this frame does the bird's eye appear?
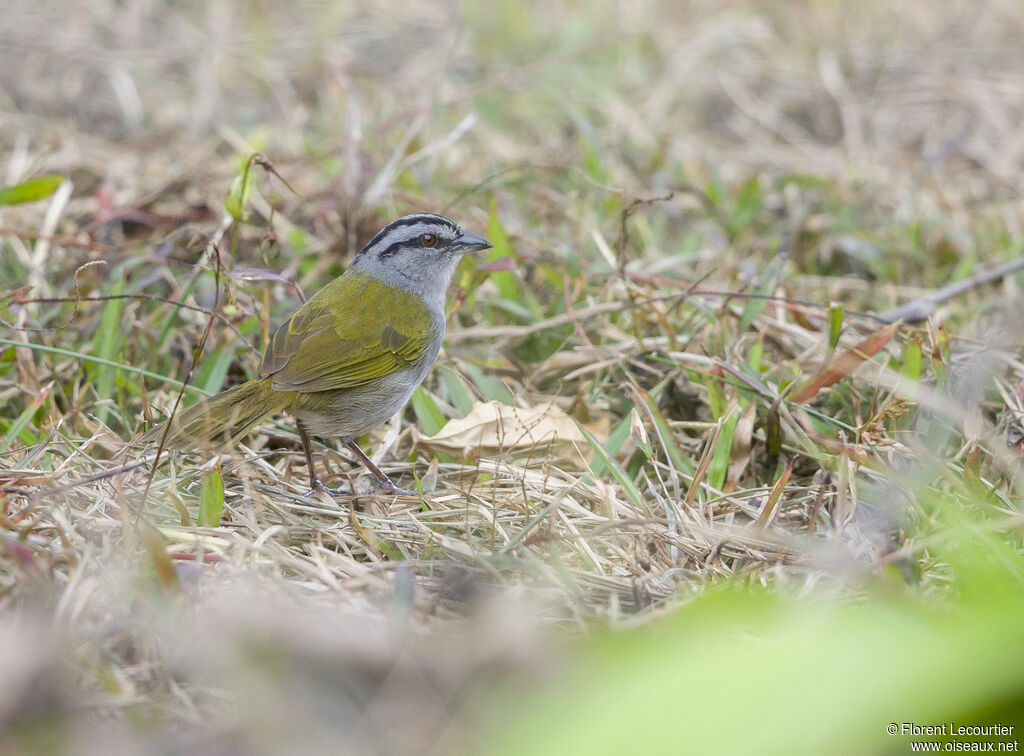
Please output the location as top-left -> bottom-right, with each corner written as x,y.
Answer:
420,233 -> 437,247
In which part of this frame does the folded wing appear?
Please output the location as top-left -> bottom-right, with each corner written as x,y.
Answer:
259,273 -> 437,393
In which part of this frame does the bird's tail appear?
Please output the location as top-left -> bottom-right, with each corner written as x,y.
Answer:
142,377 -> 288,450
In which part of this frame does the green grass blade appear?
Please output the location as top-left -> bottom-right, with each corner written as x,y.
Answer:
156,275 -> 203,352
586,414 -> 632,478
193,347 -> 235,396
703,371 -> 728,420
578,422 -> 643,510
0,394 -> 44,454
641,386 -> 695,476
92,273 -> 126,424
707,406 -> 740,491
738,254 -> 782,332
199,462 -> 225,527
0,338 -> 212,397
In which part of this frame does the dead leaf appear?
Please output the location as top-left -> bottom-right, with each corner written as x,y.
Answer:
418,401 -> 609,466
727,400 -> 757,485
791,323 -> 898,403
754,460 -> 794,529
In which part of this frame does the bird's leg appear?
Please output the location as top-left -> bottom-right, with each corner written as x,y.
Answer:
342,439 -> 417,496
297,422 -> 352,497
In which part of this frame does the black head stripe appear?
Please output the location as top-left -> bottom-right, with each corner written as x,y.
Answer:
358,213 -> 460,258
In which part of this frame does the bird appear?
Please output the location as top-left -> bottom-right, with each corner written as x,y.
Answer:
144,212 -> 492,496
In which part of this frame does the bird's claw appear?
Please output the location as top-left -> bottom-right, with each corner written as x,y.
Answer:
303,478 -> 416,498
304,479 -> 353,498
374,478 -> 418,497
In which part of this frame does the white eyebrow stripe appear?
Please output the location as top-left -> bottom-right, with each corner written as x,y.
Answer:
358,214 -> 460,257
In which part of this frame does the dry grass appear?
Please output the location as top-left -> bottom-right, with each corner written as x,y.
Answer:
2,0 -> 1024,752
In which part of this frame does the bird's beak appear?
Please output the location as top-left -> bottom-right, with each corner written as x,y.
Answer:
453,231 -> 493,253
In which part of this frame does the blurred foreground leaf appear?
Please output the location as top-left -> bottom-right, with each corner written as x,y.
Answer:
0,175 -> 63,205
492,488 -> 1024,756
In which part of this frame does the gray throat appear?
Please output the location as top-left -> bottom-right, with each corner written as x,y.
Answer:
350,252 -> 460,316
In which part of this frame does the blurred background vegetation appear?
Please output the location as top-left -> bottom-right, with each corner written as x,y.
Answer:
2,0 -> 1023,753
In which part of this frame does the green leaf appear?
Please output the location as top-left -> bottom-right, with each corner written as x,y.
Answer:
438,366 -> 475,417
902,334 -> 922,382
747,334 -> 764,373
199,463 -> 225,527
461,363 -> 514,406
900,334 -> 923,404
411,387 -> 446,435
485,199 -> 543,321
485,298 -> 538,321
827,302 -> 844,352
0,175 -> 64,205
486,199 -> 520,302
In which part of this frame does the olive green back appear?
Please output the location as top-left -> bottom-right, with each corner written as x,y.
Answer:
259,271 -> 439,393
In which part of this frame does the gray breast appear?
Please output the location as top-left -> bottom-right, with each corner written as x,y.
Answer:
293,338 -> 442,439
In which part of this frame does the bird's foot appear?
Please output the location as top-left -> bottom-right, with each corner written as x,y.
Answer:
374,477 -> 418,497
303,477 -> 415,497
304,478 -> 354,498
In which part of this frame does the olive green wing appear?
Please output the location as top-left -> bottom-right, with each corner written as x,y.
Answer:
259,273 -> 438,393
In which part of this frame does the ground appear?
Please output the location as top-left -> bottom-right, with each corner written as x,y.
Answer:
1,1 -> 1023,754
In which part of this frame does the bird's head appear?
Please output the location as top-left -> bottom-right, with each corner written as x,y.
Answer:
357,212 -> 490,271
